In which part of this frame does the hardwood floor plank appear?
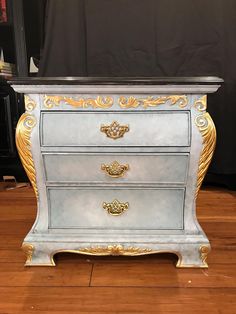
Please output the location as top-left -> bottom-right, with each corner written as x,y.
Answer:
208,245 -> 236,264
197,207 -> 236,222
0,287 -> 235,314
0,235 -> 23,248
0,249 -> 25,263
201,222 -> 236,238
0,221 -> 34,235
0,262 -> 92,287
90,263 -> 236,288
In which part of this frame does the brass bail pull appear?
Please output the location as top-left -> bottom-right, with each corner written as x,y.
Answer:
100,121 -> 129,139
101,161 -> 129,178
103,199 -> 129,216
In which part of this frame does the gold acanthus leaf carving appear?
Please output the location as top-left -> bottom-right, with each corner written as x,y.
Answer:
22,243 -> 35,262
15,113 -> 38,199
199,245 -> 210,267
44,95 -> 113,109
119,95 -> 188,109
78,245 -> 152,256
195,113 -> 216,199
194,95 -> 207,112
24,95 -> 36,111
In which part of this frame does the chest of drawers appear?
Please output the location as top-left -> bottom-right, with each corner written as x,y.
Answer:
11,77 -> 222,267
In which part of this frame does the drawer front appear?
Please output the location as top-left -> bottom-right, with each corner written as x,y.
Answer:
43,153 -> 189,184
48,188 -> 184,230
41,111 -> 190,147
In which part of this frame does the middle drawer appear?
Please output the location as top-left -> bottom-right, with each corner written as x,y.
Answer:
43,153 -> 189,185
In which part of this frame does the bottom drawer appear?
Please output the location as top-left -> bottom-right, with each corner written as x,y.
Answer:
48,187 -> 184,230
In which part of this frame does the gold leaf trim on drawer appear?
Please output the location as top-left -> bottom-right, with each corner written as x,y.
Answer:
15,113 -> 38,199
44,95 -> 113,109
119,95 -> 188,109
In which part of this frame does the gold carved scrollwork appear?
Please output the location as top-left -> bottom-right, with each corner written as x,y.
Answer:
194,95 -> 207,112
15,113 -> 38,198
103,199 -> 129,216
119,95 -> 188,109
44,95 -> 113,109
199,245 -> 210,267
100,121 -> 129,139
24,95 -> 36,111
50,247 -> 183,265
195,112 -> 216,199
101,161 -> 129,178
77,245 -> 152,256
22,243 -> 35,263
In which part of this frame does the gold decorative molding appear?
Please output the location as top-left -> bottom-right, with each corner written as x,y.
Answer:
51,247 -> 184,267
119,95 -> 188,109
194,95 -> 207,112
52,245 -> 152,257
15,113 -> 38,198
103,199 -> 129,216
199,245 -> 210,267
43,95 -> 189,110
101,161 -> 129,178
78,245 -> 152,256
44,95 -> 113,109
22,245 -> 210,268
24,95 -> 36,111
100,121 -> 129,139
22,243 -> 35,263
50,245 -> 209,268
195,112 -> 216,199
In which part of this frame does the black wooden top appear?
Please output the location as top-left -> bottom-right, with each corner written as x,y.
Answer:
9,76 -> 223,85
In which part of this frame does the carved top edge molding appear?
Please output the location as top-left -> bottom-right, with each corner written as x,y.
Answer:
43,95 -> 188,109
12,84 -> 221,95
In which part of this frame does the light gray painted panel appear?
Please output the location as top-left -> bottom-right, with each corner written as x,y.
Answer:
43,153 -> 189,184
48,188 -> 184,230
41,111 -> 190,147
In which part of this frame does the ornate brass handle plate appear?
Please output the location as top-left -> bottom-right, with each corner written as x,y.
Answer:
103,199 -> 129,216
100,121 -> 129,139
101,161 -> 129,178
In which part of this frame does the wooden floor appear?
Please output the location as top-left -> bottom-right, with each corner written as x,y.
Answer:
0,186 -> 236,314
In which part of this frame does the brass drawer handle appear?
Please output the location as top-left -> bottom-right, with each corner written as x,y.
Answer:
100,121 -> 129,139
103,199 -> 129,216
101,161 -> 129,178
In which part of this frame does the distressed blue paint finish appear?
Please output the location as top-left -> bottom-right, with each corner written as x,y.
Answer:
11,81 -> 221,267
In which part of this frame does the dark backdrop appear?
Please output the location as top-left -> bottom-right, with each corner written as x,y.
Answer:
38,0 -> 236,189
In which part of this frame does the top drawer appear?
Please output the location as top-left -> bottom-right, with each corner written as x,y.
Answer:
41,111 -> 190,147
